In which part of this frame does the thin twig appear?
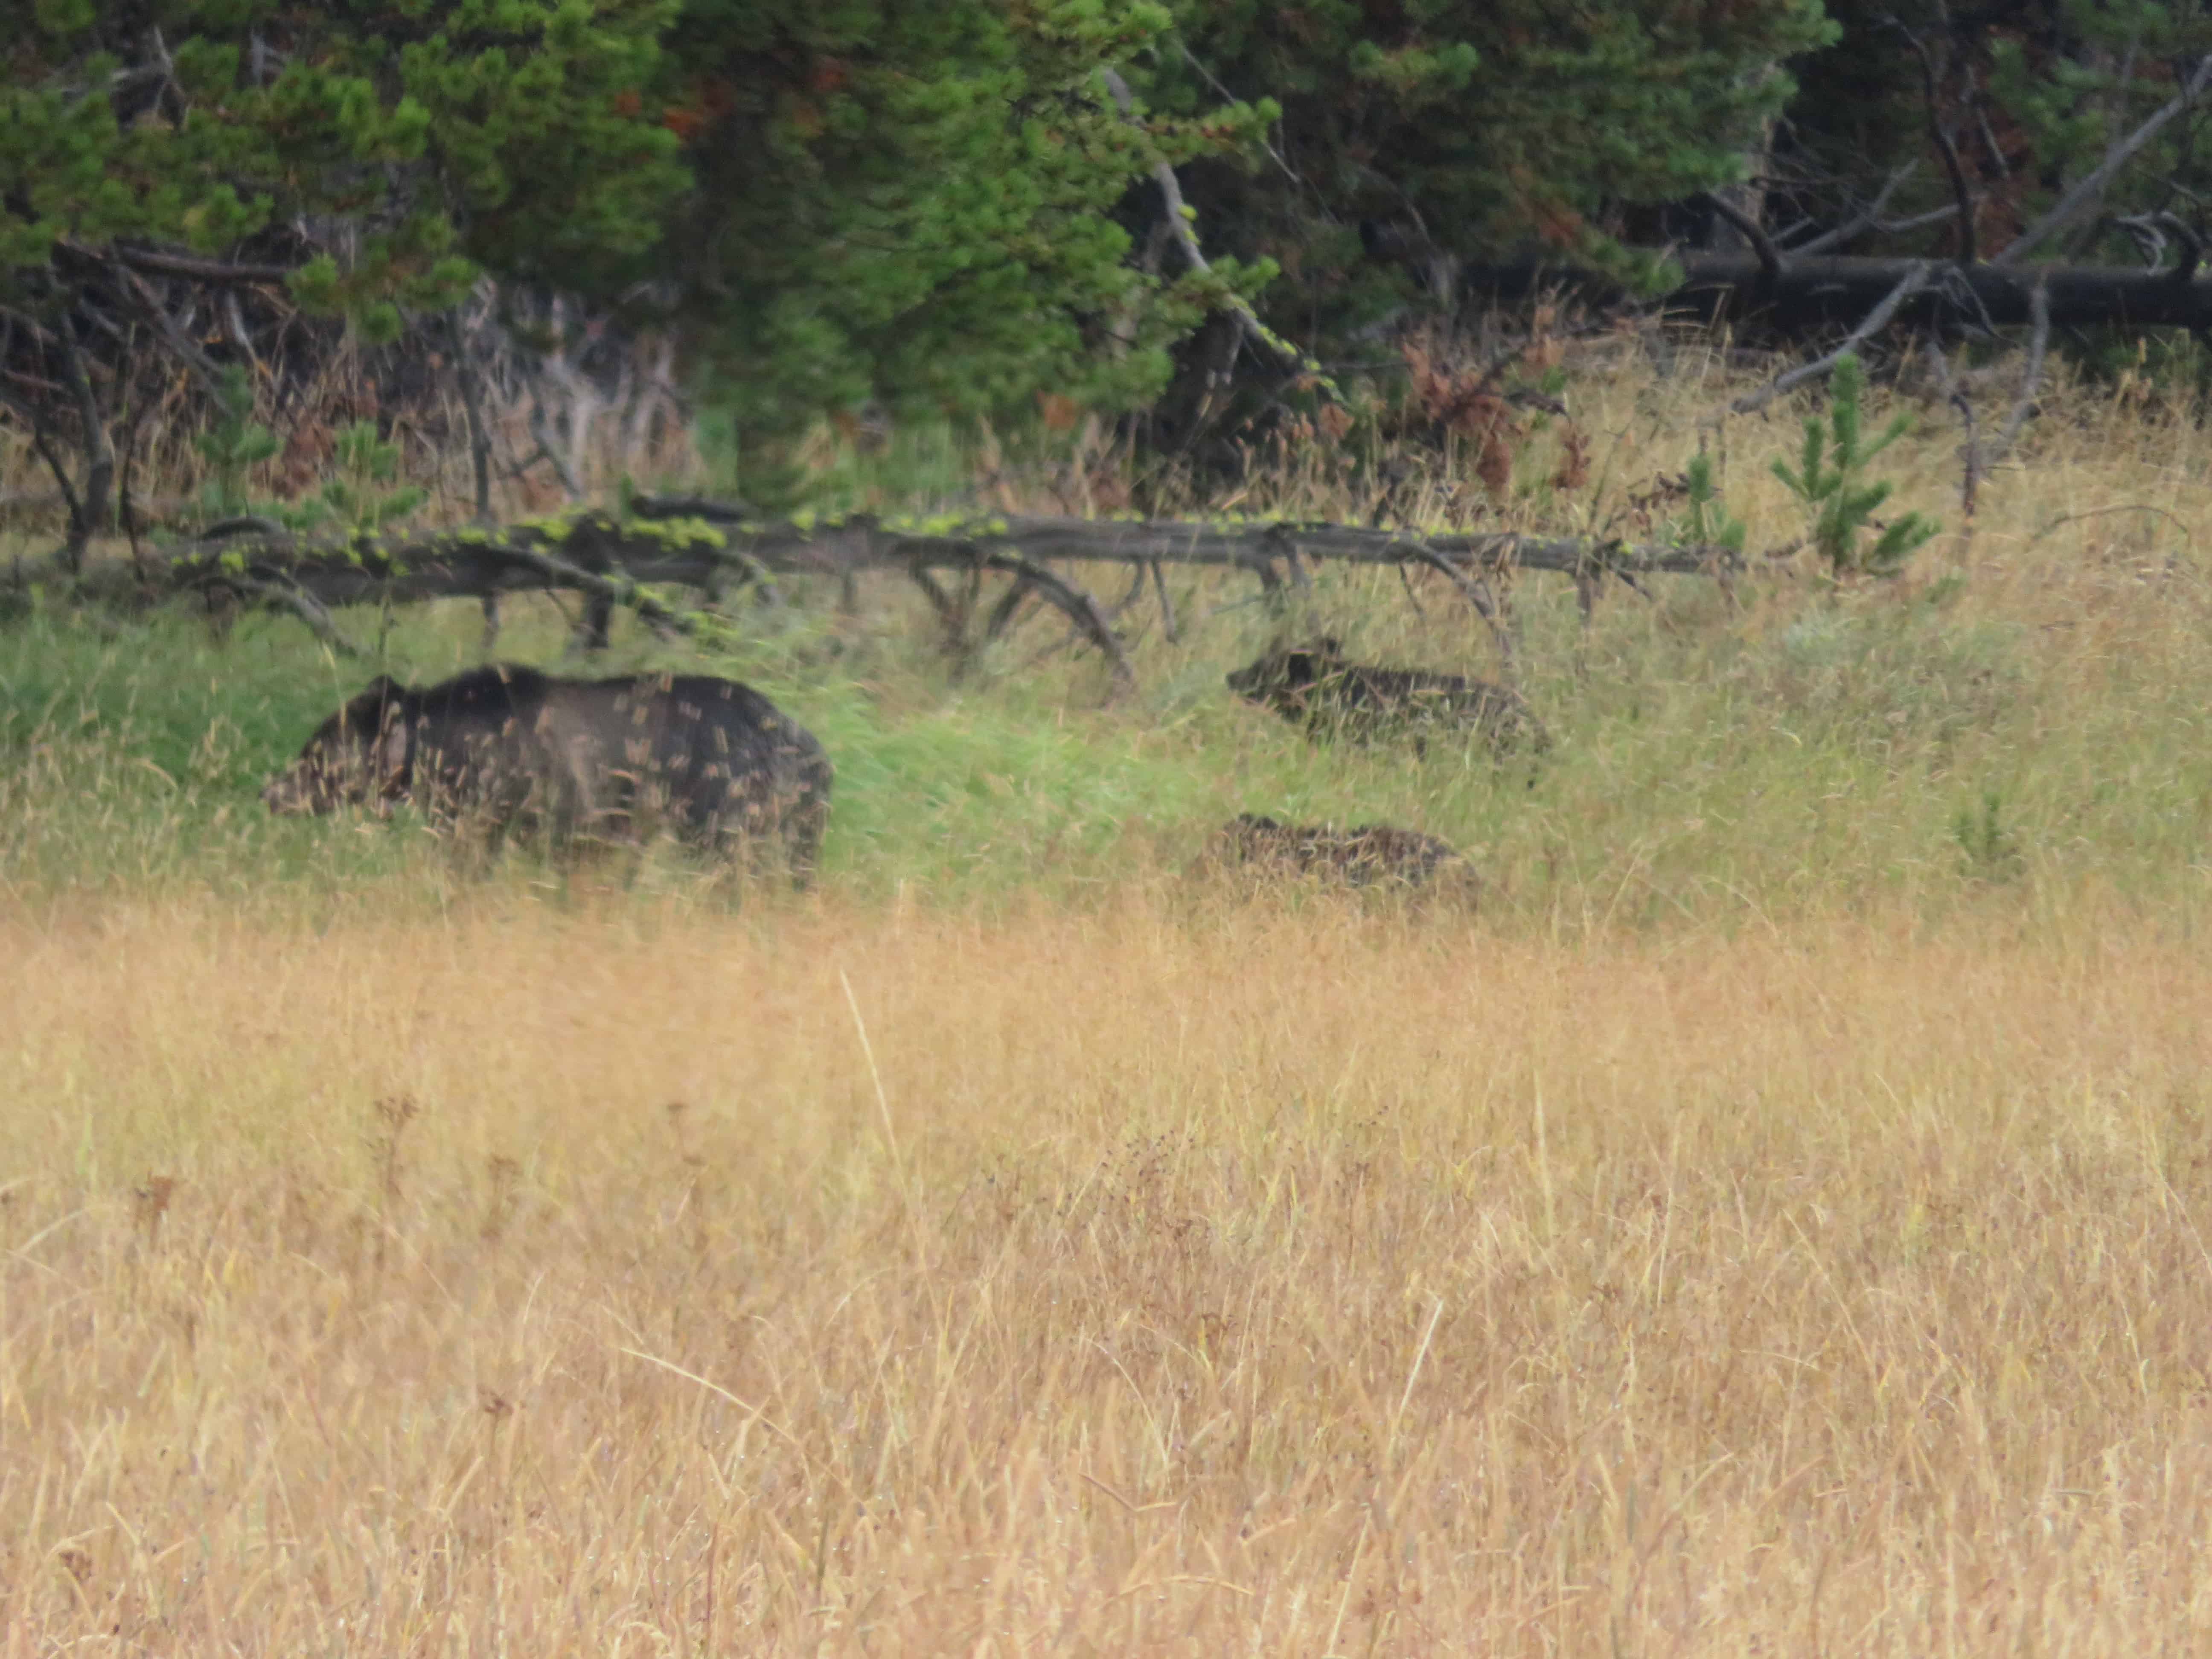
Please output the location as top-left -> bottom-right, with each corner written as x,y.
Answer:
1925,338 -> 1981,518
1985,282 -> 2051,466
1403,544 -> 1516,674
108,259 -> 227,396
2028,502 -> 2195,551
526,390 -> 585,498
448,309 -> 495,525
1785,171 -> 1944,257
1726,262 -> 1935,416
1892,21 -> 1979,265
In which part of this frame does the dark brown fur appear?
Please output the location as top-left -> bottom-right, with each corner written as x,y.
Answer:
1226,637 -> 1546,755
1209,813 -> 1480,901
263,665 -> 832,887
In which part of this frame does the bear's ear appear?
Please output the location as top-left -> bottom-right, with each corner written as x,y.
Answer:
342,675 -> 404,732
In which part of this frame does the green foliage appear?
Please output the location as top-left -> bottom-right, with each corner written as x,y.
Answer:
664,0 -> 1272,459
1145,0 -> 1836,344
313,424 -> 430,533
1789,2 -> 2212,271
1953,787 -> 2026,884
9,556 -> 2212,924
1770,355 -> 1941,579
189,371 -> 422,534
1760,601 -> 2025,758
1983,1 -> 2212,225
1677,452 -> 1746,555
191,367 -> 282,526
1,0 -> 685,326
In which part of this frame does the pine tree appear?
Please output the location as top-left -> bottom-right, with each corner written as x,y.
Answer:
2,0 -> 685,565
1140,0 -> 1837,346
658,0 -> 1272,448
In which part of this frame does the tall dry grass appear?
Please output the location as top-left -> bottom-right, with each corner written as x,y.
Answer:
5,888 -> 2211,1653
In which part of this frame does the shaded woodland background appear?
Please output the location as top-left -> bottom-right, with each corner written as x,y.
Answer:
15,0 -> 2212,579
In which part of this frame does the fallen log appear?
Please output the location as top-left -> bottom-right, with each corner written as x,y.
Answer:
1462,250 -> 2212,334
5,498 -> 1739,700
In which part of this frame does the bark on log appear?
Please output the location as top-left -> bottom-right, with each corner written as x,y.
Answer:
1463,251 -> 2212,333
5,498 -> 1737,700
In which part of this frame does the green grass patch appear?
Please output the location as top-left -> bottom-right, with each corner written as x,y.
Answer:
6,553 -> 2212,929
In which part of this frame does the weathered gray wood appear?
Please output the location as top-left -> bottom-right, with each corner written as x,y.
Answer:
5,497 -> 1736,698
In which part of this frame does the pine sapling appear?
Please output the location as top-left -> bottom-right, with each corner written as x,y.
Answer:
191,366 -> 280,526
1771,353 -> 1940,578
312,422 -> 428,531
1679,451 -> 1746,554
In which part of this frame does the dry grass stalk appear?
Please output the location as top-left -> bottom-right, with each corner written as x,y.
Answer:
3,891 -> 2210,1652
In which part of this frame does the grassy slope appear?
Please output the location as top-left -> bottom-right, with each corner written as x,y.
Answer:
6,349 -> 2212,1652
8,403 -> 2212,924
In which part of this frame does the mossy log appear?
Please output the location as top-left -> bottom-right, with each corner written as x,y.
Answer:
5,495 -> 1738,699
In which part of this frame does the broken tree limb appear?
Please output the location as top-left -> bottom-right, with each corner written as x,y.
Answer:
1696,192 -> 1783,283
1461,250 -> 2212,332
1985,282 -> 2052,467
1727,262 -> 1937,416
1996,55 -> 2212,264
1893,21 -> 1978,267
1402,543 -> 1516,671
10,502 -> 1740,701
234,573 -> 364,658
1099,69 -> 1342,403
1149,559 -> 1179,644
23,505 -> 1742,609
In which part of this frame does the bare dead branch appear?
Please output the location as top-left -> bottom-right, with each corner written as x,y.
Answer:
16,506 -> 1738,703
234,575 -> 364,657
105,258 -> 229,397
1100,69 -> 1340,401
1726,261 -> 1936,416
1402,543 -> 1516,672
2160,210 -> 2204,281
2028,503 -> 2195,554
1783,170 -> 1933,256
1104,559 -> 1150,620
907,565 -> 961,644
102,245 -> 296,286
55,325 -> 112,570
1925,338 -> 1981,520
1697,192 -> 1783,282
1892,22 -> 1978,266
1998,55 -> 2212,263
1985,281 -> 2051,468
983,571 -> 1036,643
447,310 -> 495,526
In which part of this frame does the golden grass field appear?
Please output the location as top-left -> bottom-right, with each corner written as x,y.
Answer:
10,338 -> 2212,1653
4,888 -> 2212,1654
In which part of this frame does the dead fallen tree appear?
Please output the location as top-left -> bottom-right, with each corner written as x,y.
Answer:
6,496 -> 1740,700
1463,250 -> 2212,333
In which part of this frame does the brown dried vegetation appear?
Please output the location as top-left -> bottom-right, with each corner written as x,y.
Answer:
3,895 -> 2212,1652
